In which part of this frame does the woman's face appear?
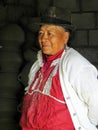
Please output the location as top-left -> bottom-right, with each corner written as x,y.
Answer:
38,24 -> 69,55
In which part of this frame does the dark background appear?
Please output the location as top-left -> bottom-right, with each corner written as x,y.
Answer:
0,0 -> 98,129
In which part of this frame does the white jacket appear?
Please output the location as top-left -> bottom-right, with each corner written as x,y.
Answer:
27,47 -> 98,130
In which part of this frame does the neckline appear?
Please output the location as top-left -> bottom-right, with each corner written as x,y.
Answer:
43,49 -> 64,62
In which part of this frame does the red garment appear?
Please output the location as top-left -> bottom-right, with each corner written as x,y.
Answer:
20,49 -> 75,130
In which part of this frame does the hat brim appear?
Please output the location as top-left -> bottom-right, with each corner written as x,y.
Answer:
33,16 -> 75,31
34,22 -> 75,31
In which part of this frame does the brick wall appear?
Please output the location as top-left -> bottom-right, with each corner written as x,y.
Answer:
0,0 -> 98,130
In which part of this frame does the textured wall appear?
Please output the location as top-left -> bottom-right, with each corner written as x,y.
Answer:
0,0 -> 98,130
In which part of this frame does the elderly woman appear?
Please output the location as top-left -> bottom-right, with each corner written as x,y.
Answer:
20,6 -> 98,130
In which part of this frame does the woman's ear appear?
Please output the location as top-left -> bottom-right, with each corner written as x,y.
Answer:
64,31 -> 70,45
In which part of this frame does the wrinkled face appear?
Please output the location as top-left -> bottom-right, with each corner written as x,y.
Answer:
38,24 -> 69,55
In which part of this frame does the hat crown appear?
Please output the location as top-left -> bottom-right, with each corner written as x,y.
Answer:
42,6 -> 71,23
45,6 -> 57,18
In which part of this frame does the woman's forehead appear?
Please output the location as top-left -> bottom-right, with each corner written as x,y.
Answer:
40,24 -> 56,30
40,24 -> 65,32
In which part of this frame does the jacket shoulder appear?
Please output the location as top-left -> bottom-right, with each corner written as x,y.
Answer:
63,47 -> 92,67
61,47 -> 95,82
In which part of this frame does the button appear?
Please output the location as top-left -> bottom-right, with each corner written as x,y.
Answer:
73,113 -> 76,116
66,97 -> 70,100
78,126 -> 82,130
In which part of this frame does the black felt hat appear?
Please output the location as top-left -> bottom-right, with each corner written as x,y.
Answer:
35,6 -> 75,31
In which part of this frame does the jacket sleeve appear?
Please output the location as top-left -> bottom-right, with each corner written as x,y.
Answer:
73,65 -> 98,126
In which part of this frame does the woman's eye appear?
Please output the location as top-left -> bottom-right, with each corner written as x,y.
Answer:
48,32 -> 51,35
38,31 -> 43,36
48,32 -> 53,36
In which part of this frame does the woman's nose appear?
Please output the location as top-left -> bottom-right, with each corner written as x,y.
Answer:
42,33 -> 48,40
